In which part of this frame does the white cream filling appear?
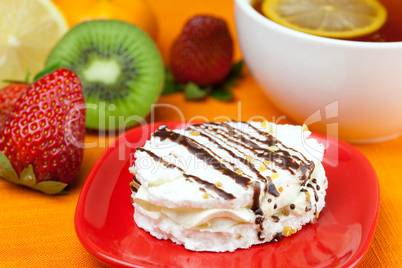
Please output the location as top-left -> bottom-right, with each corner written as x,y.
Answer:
130,121 -> 327,252
133,162 -> 326,231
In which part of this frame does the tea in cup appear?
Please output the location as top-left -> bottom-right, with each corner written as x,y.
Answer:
251,0 -> 402,42
235,0 -> 402,142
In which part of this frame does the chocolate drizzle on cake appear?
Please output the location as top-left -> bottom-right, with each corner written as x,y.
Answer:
307,183 -> 319,202
137,121 -> 318,242
187,124 -> 279,197
271,215 -> 280,222
251,182 -> 262,215
130,176 -> 141,193
272,232 -> 283,242
136,147 -> 235,200
153,128 -> 251,188
251,182 -> 265,240
186,175 -> 235,200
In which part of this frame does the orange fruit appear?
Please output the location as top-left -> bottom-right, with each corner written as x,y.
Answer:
54,0 -> 158,40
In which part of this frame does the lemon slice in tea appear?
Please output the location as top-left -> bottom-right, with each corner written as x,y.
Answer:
261,0 -> 387,39
0,0 -> 68,86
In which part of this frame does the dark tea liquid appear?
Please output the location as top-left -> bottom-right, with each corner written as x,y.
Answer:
251,0 -> 402,42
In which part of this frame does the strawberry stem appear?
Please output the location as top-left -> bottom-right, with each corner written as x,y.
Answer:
2,70 -> 31,84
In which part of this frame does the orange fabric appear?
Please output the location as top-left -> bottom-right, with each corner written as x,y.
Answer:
1,0 -> 401,267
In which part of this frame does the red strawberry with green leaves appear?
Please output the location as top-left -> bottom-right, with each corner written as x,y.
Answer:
169,15 -> 234,87
0,83 -> 28,130
0,68 -> 86,194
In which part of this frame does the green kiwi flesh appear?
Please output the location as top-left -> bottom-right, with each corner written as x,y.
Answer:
46,20 -> 164,130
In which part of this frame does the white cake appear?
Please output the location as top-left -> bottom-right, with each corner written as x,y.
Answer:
129,121 -> 327,252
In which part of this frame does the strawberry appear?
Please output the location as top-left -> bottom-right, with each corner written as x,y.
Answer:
169,15 -> 234,87
0,68 -> 86,194
0,83 -> 28,130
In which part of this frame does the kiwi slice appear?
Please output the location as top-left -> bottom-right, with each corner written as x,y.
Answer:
46,20 -> 164,130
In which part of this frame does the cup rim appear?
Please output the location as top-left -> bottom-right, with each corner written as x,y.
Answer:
235,0 -> 402,49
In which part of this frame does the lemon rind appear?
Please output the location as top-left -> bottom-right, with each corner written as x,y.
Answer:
262,0 -> 387,39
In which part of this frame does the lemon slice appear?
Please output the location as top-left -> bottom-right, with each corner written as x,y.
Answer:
262,0 -> 387,39
0,0 -> 68,86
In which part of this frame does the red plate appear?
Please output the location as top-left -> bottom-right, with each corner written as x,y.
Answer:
75,121 -> 379,267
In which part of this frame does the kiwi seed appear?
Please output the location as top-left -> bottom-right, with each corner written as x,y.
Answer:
46,19 -> 164,130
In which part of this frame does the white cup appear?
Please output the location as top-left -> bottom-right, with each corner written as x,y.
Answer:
235,0 -> 402,143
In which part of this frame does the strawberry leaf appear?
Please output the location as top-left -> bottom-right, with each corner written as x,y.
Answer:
163,67 -> 182,95
210,88 -> 234,101
33,63 -> 63,82
2,70 -> 31,84
0,152 -> 68,194
20,165 -> 37,187
220,60 -> 244,90
20,165 -> 68,194
24,70 -> 31,83
33,181 -> 69,195
162,60 -> 244,101
230,60 -> 244,78
0,152 -> 20,185
184,83 -> 211,100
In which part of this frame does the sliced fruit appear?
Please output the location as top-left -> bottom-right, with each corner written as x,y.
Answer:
45,20 -> 164,130
0,0 -> 68,87
54,0 -> 158,40
261,0 -> 387,39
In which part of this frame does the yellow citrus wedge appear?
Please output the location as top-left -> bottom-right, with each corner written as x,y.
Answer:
262,0 -> 387,39
0,0 -> 68,86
